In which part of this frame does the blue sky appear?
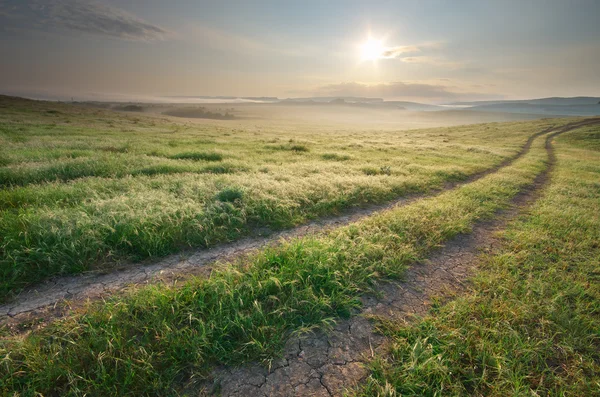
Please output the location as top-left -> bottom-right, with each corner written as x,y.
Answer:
1,0 -> 599,103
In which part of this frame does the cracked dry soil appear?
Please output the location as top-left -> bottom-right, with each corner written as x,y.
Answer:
198,121 -> 600,396
199,204 -> 534,397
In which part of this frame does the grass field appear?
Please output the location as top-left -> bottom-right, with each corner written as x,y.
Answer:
354,126 -> 600,396
1,97 -> 598,396
0,96 -> 567,301
0,106 -> 566,395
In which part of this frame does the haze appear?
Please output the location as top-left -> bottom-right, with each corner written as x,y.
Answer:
1,0 -> 599,103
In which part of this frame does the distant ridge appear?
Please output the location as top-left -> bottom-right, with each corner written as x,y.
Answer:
444,97 -> 600,117
447,96 -> 600,106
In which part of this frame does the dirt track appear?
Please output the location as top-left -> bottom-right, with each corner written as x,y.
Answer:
1,119 -> 598,333
197,119 -> 600,396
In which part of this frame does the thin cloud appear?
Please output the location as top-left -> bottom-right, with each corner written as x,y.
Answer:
378,42 -> 443,59
380,45 -> 421,58
0,0 -> 170,41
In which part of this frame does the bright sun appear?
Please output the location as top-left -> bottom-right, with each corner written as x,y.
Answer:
360,38 -> 385,61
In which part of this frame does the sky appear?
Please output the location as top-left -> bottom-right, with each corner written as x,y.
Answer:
0,0 -> 599,103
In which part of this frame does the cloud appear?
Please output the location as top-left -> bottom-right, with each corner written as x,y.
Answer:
359,41 -> 440,60
362,41 -> 463,68
380,45 -> 422,58
380,42 -> 442,58
0,0 -> 169,41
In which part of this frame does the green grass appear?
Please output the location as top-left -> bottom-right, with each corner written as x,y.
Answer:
321,152 -> 352,161
0,96 -> 570,300
215,186 -> 244,203
353,126 -> 600,396
0,124 -> 552,396
168,151 -> 224,162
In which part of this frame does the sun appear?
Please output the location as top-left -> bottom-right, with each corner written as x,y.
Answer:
360,38 -> 385,61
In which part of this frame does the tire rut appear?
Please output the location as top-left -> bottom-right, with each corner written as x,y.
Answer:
196,120 -> 600,396
1,119 -> 598,330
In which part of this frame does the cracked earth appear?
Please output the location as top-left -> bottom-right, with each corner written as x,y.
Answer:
198,195 -> 535,397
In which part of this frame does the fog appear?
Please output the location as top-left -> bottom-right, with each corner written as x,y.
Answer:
132,102 -> 563,131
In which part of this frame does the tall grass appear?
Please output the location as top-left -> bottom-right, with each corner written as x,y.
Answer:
354,127 -> 600,396
0,127 -> 551,395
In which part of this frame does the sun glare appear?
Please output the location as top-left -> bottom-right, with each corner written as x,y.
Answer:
360,38 -> 385,61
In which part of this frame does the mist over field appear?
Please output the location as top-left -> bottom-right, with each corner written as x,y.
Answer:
1,1 -> 599,396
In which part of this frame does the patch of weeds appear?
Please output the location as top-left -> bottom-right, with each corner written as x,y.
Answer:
290,144 -> 309,152
169,151 -> 223,162
134,164 -> 187,176
267,144 -> 310,152
362,166 -> 391,176
321,153 -> 351,161
202,164 -> 236,174
215,187 -> 244,203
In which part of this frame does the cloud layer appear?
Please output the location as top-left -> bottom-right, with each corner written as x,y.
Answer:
0,0 -> 169,41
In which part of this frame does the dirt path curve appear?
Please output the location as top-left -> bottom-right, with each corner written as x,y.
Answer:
198,120 -> 600,396
1,119 -> 597,329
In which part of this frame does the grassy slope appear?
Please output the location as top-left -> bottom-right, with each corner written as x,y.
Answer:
0,122 -> 552,395
0,96 -> 567,300
354,126 -> 600,396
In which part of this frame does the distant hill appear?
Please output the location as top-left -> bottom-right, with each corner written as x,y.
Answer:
448,96 -> 600,106
526,97 -> 600,105
465,103 -> 600,116
445,97 -> 600,116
